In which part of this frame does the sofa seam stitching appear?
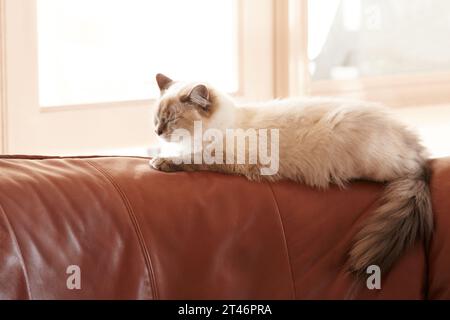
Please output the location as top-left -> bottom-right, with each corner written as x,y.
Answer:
86,160 -> 158,300
0,203 -> 33,299
267,183 -> 297,299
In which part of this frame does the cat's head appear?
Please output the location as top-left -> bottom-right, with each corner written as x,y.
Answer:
153,73 -> 219,141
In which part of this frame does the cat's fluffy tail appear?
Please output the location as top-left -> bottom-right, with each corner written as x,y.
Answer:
348,166 -> 433,276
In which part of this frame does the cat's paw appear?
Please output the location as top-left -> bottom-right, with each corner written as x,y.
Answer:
149,157 -> 180,172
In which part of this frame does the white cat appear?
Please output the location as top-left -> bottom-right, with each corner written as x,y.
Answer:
150,73 -> 433,277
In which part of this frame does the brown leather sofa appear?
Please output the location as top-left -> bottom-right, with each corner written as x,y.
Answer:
0,155 -> 449,300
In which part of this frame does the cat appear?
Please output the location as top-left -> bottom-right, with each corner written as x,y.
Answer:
150,73 -> 433,277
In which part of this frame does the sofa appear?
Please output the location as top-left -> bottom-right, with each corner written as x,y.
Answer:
0,155 -> 449,300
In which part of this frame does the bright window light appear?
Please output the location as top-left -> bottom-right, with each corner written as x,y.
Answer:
308,0 -> 450,80
37,0 -> 238,107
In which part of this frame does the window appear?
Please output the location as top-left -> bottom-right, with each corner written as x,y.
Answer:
2,0 -> 449,155
305,0 -> 450,107
308,0 -> 450,81
304,0 -> 450,157
1,0 -> 273,155
37,0 -> 239,107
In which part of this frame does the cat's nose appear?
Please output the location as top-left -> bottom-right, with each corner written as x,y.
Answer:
155,127 -> 163,136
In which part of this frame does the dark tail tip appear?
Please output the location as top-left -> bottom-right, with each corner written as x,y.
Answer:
347,169 -> 433,278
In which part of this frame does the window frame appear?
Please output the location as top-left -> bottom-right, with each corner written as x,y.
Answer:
284,0 -> 450,107
0,0 -> 6,153
0,0 -> 275,155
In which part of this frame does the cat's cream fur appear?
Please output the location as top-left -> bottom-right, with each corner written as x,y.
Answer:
151,73 -> 433,277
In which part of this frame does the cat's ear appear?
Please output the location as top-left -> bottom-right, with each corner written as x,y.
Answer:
156,73 -> 173,91
181,84 -> 211,110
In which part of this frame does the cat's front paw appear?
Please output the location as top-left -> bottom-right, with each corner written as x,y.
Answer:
149,157 -> 180,172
